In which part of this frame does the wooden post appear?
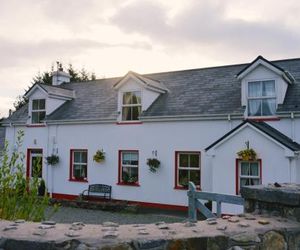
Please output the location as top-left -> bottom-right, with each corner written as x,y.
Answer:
216,201 -> 222,218
188,182 -> 197,222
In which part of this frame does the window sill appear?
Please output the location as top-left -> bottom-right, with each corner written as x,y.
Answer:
26,124 -> 46,127
116,121 -> 143,125
69,179 -> 88,183
245,116 -> 280,122
117,182 -> 140,187
174,186 -> 201,191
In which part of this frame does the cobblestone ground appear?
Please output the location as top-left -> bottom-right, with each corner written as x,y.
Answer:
45,206 -> 186,225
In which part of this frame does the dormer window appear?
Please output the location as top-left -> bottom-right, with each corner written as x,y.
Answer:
248,80 -> 276,116
122,91 -> 141,121
32,99 -> 46,124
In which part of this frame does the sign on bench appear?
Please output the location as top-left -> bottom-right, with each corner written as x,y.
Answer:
82,184 -> 112,200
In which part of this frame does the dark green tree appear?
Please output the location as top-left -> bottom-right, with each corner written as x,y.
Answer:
13,63 -> 96,111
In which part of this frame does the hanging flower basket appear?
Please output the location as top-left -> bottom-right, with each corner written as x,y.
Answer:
237,148 -> 257,161
46,154 -> 59,166
146,158 -> 161,173
93,150 -> 105,163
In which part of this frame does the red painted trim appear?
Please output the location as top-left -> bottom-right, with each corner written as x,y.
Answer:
116,122 -> 143,125
26,124 -> 46,128
235,158 -> 262,195
52,193 -> 78,200
118,150 -> 139,185
246,117 -> 280,122
26,148 -> 43,179
69,149 -> 88,182
51,192 -> 188,211
174,151 -> 201,189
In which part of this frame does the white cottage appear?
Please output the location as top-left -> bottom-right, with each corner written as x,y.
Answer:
1,56 -> 300,212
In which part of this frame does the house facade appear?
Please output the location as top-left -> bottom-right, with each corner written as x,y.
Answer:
1,56 -> 300,213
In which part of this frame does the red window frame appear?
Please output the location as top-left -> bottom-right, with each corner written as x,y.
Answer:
117,150 -> 140,186
174,151 -> 201,190
69,149 -> 88,182
235,158 -> 262,195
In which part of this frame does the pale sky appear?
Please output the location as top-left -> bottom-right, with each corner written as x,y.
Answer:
1,0 -> 300,117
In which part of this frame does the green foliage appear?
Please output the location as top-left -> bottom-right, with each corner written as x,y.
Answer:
93,150 -> 105,163
14,63 -> 96,111
146,158 -> 161,173
237,148 -> 257,161
0,130 -> 50,221
46,154 -> 59,166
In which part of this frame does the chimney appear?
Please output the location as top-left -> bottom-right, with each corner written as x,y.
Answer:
52,63 -> 71,86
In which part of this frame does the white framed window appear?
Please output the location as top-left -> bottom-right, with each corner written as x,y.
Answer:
247,80 -> 276,116
70,150 -> 88,181
176,152 -> 201,189
119,151 -> 139,184
122,91 -> 141,121
238,160 -> 261,193
32,99 -> 46,124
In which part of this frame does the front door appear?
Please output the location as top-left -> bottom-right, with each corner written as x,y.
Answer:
27,149 -> 43,179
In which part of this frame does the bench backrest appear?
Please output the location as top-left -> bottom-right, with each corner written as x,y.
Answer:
88,184 -> 111,194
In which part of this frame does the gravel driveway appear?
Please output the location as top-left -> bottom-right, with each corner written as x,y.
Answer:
45,206 -> 186,225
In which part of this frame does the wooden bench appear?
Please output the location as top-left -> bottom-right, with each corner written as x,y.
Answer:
81,184 -> 112,200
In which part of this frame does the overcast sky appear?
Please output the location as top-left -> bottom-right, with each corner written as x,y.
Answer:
1,0 -> 300,117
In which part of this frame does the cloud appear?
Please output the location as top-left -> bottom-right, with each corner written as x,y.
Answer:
0,37 -> 152,68
110,1 -> 300,58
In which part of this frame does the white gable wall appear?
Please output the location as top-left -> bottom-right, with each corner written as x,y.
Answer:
210,125 -> 294,213
241,65 -> 288,107
117,78 -> 160,115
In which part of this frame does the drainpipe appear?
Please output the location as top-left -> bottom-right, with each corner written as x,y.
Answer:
291,112 -> 295,141
227,114 -> 232,131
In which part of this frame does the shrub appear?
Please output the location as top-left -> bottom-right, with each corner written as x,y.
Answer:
46,154 -> 59,166
146,158 -> 161,173
0,130 -> 51,221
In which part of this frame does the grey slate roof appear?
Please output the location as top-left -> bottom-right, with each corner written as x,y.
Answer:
3,57 -> 300,123
39,84 -> 75,98
205,120 -> 300,152
0,125 -> 5,151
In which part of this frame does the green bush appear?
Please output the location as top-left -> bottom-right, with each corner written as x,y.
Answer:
0,130 -> 51,221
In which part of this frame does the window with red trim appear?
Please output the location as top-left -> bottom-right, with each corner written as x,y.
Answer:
175,152 -> 201,189
119,150 -> 139,185
70,150 -> 88,181
237,160 -> 261,194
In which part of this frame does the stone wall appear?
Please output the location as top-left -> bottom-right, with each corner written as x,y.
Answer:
241,183 -> 300,222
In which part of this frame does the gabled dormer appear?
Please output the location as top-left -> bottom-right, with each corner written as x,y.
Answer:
237,56 -> 294,118
113,71 -> 168,122
25,82 -> 75,125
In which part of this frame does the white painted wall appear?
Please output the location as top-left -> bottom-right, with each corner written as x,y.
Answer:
4,117 -> 300,212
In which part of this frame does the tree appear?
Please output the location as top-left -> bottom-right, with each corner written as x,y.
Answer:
13,63 -> 96,111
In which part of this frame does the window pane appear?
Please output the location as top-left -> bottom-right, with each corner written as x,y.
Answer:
262,99 -> 276,116
262,80 -> 275,96
74,152 -> 81,163
81,152 -> 87,163
132,91 -> 141,104
240,178 -> 248,187
179,154 -> 188,168
32,100 -> 39,110
122,166 -> 138,182
190,170 -> 200,186
74,164 -> 85,178
32,112 -> 39,123
130,152 -> 138,165
123,92 -> 132,105
250,179 -> 260,185
131,106 -> 141,120
190,154 -> 199,168
122,107 -> 131,121
248,99 -> 261,116
250,162 -> 259,176
248,82 -> 261,97
122,152 -> 131,165
179,169 -> 188,186
241,162 -> 249,175
39,99 -> 46,109
39,111 -> 46,122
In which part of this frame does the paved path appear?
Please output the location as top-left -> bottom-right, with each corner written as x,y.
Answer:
45,206 -> 186,225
